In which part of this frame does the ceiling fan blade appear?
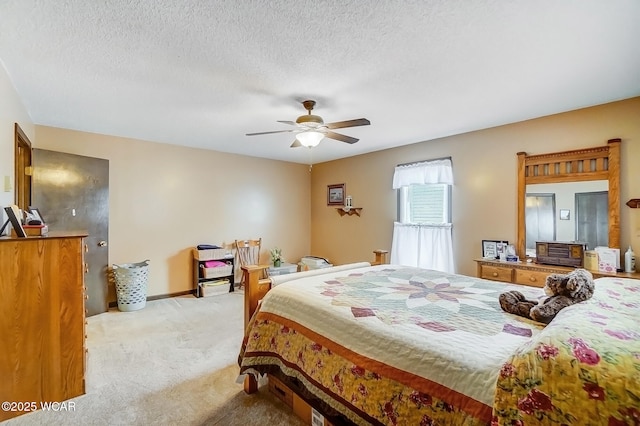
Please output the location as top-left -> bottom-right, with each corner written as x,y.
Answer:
276,120 -> 297,126
290,139 -> 302,148
246,129 -> 296,136
325,118 -> 370,130
325,131 -> 359,144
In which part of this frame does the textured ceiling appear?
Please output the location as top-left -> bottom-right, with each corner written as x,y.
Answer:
1,1 -> 639,164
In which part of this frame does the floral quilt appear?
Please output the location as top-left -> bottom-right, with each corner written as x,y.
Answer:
239,265 -> 544,425
493,277 -> 640,425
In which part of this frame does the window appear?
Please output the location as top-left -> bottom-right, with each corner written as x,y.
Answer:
398,183 -> 451,224
391,158 -> 454,273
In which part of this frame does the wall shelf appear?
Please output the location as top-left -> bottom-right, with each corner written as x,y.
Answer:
336,207 -> 362,217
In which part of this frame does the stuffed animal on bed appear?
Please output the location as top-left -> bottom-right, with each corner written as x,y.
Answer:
499,268 -> 595,324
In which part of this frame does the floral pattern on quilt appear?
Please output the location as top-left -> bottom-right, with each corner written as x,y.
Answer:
492,278 -> 640,426
242,316 -> 489,426
320,267 -> 536,337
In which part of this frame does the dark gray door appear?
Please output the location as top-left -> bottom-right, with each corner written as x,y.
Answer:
576,191 -> 608,250
32,149 -> 109,316
525,193 -> 556,251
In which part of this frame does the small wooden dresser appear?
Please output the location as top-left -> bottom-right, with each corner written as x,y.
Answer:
0,233 -> 87,421
475,258 -> 640,288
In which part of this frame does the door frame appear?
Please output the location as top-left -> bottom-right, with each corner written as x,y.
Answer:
14,123 -> 32,210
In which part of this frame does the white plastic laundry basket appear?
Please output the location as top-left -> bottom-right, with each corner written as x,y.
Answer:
112,260 -> 150,312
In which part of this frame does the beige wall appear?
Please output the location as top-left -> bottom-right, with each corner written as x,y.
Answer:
311,97 -> 640,276
3,55 -> 639,299
0,64 -> 34,209
35,126 -> 311,299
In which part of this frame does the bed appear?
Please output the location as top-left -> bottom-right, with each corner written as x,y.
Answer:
238,257 -> 640,425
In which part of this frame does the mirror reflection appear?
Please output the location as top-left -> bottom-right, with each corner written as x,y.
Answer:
525,180 -> 608,256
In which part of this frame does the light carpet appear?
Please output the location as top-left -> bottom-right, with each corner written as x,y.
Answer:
2,292 -> 303,426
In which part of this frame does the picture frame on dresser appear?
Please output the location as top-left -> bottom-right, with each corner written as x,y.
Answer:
482,239 -> 508,259
28,206 -> 45,224
3,206 -> 26,238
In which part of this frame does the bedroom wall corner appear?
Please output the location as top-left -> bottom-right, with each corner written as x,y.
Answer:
311,97 -> 640,276
33,125 -> 312,300
0,62 -> 34,210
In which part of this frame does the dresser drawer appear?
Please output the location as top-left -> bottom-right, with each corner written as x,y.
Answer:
268,375 -> 293,408
514,269 -> 548,288
480,265 -> 513,283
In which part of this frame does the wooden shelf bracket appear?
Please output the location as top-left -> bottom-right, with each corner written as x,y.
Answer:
626,199 -> 640,208
336,207 -> 363,217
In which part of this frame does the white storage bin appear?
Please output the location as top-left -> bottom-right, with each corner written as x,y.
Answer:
268,263 -> 298,276
194,248 -> 229,261
201,264 -> 233,279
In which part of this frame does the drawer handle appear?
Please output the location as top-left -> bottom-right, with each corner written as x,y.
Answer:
529,276 -> 537,282
492,272 -> 498,277
274,385 -> 286,397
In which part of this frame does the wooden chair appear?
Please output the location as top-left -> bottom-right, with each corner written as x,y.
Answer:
235,238 -> 267,288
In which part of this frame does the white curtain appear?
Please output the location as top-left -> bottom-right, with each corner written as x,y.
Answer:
391,158 -> 455,273
391,222 -> 454,272
392,158 -> 453,189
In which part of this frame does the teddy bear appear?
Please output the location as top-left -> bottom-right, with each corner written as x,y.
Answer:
499,268 -> 595,324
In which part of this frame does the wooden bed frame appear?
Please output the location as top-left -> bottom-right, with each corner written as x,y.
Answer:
240,249 -> 389,412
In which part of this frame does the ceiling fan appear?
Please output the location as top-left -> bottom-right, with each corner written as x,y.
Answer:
246,100 -> 370,148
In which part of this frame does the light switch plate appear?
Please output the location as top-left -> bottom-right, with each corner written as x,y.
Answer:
3,175 -> 11,192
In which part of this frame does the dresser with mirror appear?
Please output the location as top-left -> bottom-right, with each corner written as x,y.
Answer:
476,138 -> 639,286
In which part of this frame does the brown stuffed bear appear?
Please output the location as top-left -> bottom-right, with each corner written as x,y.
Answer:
499,268 -> 595,324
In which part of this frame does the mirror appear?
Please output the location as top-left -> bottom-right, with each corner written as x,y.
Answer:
525,180 -> 609,257
517,139 -> 621,260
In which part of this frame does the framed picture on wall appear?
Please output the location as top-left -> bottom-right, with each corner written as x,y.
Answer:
327,183 -> 345,206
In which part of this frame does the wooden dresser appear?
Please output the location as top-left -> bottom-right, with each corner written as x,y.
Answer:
0,233 -> 87,421
475,258 -> 640,288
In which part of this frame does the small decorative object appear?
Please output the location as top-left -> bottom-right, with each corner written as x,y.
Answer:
270,247 -> 282,267
499,268 -> 595,324
327,183 -> 345,206
625,246 -> 636,273
482,240 -> 509,259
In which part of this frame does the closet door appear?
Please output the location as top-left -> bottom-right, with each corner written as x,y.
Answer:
32,149 -> 109,316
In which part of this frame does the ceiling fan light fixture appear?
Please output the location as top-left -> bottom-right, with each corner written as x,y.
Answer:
296,114 -> 324,127
297,130 -> 324,147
